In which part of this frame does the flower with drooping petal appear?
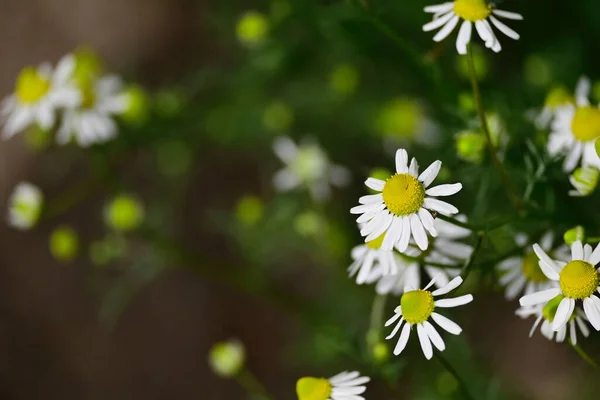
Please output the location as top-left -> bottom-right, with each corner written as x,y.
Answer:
519,240 -> 600,333
273,136 -> 350,201
7,182 -> 44,230
1,55 -> 80,138
385,275 -> 473,360
548,76 -> 600,172
350,148 -> 462,253
296,371 -> 369,400
497,231 -> 569,300
516,300 -> 590,345
423,0 -> 522,55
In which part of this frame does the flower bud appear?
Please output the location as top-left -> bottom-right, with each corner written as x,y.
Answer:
236,11 -> 269,47
105,194 -> 144,232
121,85 -> 149,125
49,226 -> 79,262
564,226 -> 585,246
208,339 -> 245,378
569,165 -> 599,197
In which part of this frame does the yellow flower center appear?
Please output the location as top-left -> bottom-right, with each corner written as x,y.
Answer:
453,0 -> 491,22
79,79 -> 96,109
401,290 -> 435,325
571,106 -> 600,142
521,251 -> 549,283
382,173 -> 425,216
366,233 -> 385,249
16,67 -> 50,104
296,377 -> 332,400
559,260 -> 599,299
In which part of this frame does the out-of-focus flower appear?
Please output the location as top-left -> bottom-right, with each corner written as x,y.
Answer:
121,85 -> 150,125
236,195 -> 264,226
296,371 -> 369,400
375,98 -> 438,146
49,226 -> 79,262
569,165 -> 599,197
455,130 -> 486,163
329,64 -> 360,96
208,339 -> 245,378
1,55 -> 80,138
423,0 -> 522,55
371,342 -> 389,363
350,149 -> 462,252
348,230 -> 399,285
263,101 -> 294,133
548,76 -> 600,172
236,11 -> 269,47
517,298 -> 590,345
534,85 -> 574,129
72,47 -> 103,84
519,241 -> 600,332
273,136 -> 350,201
386,276 -> 473,359
8,182 -> 43,230
105,194 -> 144,232
564,226 -> 585,246
497,232 -> 569,300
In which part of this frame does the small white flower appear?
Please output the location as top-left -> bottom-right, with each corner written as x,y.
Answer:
569,164 -> 599,197
385,275 -> 473,360
57,75 -> 129,147
516,301 -> 590,345
350,148 -> 462,252
8,182 -> 43,230
1,55 -> 80,138
533,85 -> 574,130
272,136 -> 350,201
423,0 -> 522,55
548,76 -> 600,172
519,240 -> 600,332
497,232 -> 569,300
348,232 -> 400,285
296,371 -> 369,400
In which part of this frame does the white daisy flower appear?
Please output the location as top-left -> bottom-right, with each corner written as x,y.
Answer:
7,182 -> 43,230
497,232 -> 569,300
363,216 -> 472,293
385,276 -> 473,359
296,371 -> 369,400
569,165 -> 599,197
548,76 -> 600,172
272,136 -> 350,201
519,240 -> 600,333
350,148 -> 462,252
423,0 -> 522,55
1,55 -> 80,138
348,230 -> 400,285
516,300 -> 590,345
533,85 -> 574,130
57,75 -> 129,147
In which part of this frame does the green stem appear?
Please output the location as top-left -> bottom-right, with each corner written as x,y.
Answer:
466,45 -> 523,213
368,294 -> 387,340
235,370 -> 274,400
587,237 -> 600,244
571,343 -> 600,370
461,231 -> 485,282
434,353 -> 476,400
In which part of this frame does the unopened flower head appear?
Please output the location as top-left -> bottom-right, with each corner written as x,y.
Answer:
208,339 -> 245,378
385,276 -> 473,359
272,136 -> 350,201
564,226 -> 586,246
569,165 -> 599,197
105,194 -> 144,231
296,371 -> 369,400
350,149 -> 462,252
548,76 -> 600,172
516,299 -> 590,345
8,182 -> 43,230
2,55 -> 80,138
519,240 -> 600,333
49,225 -> 79,262
497,232 -> 569,300
423,0 -> 523,55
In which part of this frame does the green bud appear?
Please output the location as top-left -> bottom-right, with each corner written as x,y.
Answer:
208,339 -> 245,378
236,195 -> 264,226
49,226 -> 79,262
372,342 -> 389,363
329,63 -> 359,96
569,165 -> 599,196
263,101 -> 294,133
121,85 -> 149,125
236,11 -> 269,47
105,194 -> 144,231
564,226 -> 585,246
456,130 -> 486,164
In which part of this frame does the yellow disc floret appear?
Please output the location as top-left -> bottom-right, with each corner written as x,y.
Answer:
366,233 -> 385,249
79,78 -> 96,109
521,251 -> 549,283
559,260 -> 599,299
453,0 -> 491,22
571,106 -> 600,142
401,290 -> 435,325
382,173 -> 425,216
16,67 -> 50,104
296,377 -> 332,400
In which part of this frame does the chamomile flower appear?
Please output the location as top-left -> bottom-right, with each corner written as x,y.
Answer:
385,276 -> 473,359
1,55 -> 80,138
423,0 -> 522,55
519,240 -> 600,332
350,149 -> 462,252
548,76 -> 600,172
516,299 -> 590,345
534,85 -> 574,130
57,75 -> 129,147
497,232 -> 569,300
296,371 -> 369,400
7,182 -> 43,230
272,136 -> 350,201
348,230 -> 400,285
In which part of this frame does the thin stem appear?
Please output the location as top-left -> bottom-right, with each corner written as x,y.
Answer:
235,370 -> 274,400
571,342 -> 600,370
587,237 -> 600,244
461,231 -> 485,282
466,45 -> 523,212
368,294 -> 388,340
434,353 -> 476,400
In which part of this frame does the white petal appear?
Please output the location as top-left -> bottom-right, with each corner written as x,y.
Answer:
423,11 -> 455,32
571,240 -> 584,260
351,202 -> 382,215
589,243 -> 600,266
563,142 -> 583,173
435,294 -> 473,308
418,160 -> 442,187
423,198 -> 459,215
425,183 -> 462,197
365,213 -> 394,242
395,149 -> 408,174
529,315 -> 543,337
456,20 -> 472,55
386,319 -> 404,339
583,297 -> 600,330
359,193 -> 383,205
273,169 -> 300,191
519,288 -> 561,307
474,20 -> 493,47
272,136 -> 297,163
551,297 -> 574,331
489,16 -> 520,40
432,276 -> 463,296
418,208 -> 438,236
393,323 -> 411,355
382,217 -> 403,251
417,324 -> 433,360
397,217 -> 411,252
356,251 -> 376,284
410,214 -> 428,251
424,3 -> 454,13
492,9 -> 523,20
570,321 -> 577,345
423,321 -> 445,351
532,244 -> 561,280
360,211 -> 391,237
431,312 -> 462,335
575,76 -> 591,107
366,178 -> 385,191
408,157 -> 419,177
433,15 -> 460,42
329,371 -> 360,384
385,308 -> 402,326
